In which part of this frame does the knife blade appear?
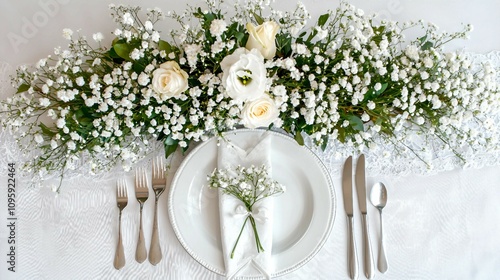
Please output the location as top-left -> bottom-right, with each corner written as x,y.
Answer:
355,154 -> 374,279
342,156 -> 358,280
355,154 -> 368,214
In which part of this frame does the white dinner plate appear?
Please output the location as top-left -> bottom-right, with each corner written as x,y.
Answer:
168,129 -> 336,278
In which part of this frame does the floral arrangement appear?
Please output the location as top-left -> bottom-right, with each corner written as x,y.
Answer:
207,164 -> 285,257
1,0 -> 499,187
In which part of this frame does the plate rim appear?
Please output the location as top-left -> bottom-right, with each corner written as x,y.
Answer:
168,128 -> 336,277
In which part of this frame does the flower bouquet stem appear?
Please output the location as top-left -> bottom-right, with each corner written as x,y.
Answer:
230,211 -> 265,259
248,214 -> 265,253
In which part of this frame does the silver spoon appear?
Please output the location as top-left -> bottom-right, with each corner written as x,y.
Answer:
370,182 -> 388,273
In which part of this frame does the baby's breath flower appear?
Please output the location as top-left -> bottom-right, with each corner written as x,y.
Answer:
62,28 -> 73,40
208,164 -> 285,258
0,0 -> 497,190
210,19 -> 227,37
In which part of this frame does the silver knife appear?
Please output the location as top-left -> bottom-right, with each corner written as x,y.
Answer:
355,154 -> 374,279
342,156 -> 358,280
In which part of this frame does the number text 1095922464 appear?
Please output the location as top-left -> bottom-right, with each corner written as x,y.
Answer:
7,163 -> 16,273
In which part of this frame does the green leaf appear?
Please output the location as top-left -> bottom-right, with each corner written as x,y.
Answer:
363,83 -> 389,102
164,135 -> 178,159
294,131 -> 304,146
204,12 -> 215,22
318,13 -> 329,27
111,37 -> 121,45
306,30 -> 317,43
79,117 -> 92,126
320,136 -> 328,151
165,143 -> 178,159
113,43 -> 131,61
337,127 -> 346,143
347,115 -> 364,131
132,59 -> 147,73
181,140 -> 191,154
375,83 -> 388,96
252,12 -> 264,25
73,108 -> 85,119
107,47 -> 121,59
39,123 -> 56,137
194,8 -> 204,18
276,34 -> 292,57
164,134 -> 177,146
158,40 -> 172,53
421,41 -> 434,51
419,35 -> 427,44
17,83 -> 30,93
235,32 -> 245,44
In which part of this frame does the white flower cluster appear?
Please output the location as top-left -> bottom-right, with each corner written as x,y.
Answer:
207,164 -> 285,202
267,2 -> 499,150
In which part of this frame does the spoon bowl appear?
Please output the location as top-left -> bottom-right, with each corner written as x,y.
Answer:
370,182 -> 388,209
370,182 -> 388,273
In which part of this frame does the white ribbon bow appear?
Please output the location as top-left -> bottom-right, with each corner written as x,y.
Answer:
233,205 -> 269,224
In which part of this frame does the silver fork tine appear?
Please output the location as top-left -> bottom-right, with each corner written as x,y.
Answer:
161,157 -> 165,178
143,168 -> 148,187
153,159 -> 157,179
160,157 -> 165,179
114,180 -> 128,270
149,156 -> 167,265
135,168 -> 149,263
153,157 -> 164,179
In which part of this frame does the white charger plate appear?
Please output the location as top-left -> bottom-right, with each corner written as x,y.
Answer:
168,129 -> 336,278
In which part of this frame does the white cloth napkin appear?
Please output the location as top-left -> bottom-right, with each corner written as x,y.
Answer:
217,132 -> 274,279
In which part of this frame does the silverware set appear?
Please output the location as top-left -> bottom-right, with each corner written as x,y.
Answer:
113,157 -> 167,269
342,154 -> 388,279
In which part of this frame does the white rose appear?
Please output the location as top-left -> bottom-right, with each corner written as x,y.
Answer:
241,95 -> 279,128
221,48 -> 267,102
246,21 -> 279,59
152,61 -> 189,100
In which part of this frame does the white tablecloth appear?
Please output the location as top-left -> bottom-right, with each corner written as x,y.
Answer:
1,0 -> 500,279
1,157 -> 500,280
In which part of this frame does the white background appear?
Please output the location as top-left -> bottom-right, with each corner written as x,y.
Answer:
0,0 -> 499,279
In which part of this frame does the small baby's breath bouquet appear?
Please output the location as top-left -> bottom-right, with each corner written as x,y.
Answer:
207,164 -> 285,258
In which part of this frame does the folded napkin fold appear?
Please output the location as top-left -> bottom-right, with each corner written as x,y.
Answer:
217,132 -> 274,279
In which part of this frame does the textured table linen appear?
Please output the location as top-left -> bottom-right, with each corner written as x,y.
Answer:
1,0 -> 500,279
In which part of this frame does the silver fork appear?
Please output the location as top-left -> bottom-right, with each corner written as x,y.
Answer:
135,169 -> 149,263
149,157 -> 167,265
114,180 -> 128,270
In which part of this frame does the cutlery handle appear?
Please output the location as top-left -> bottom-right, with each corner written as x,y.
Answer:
346,216 -> 358,280
378,210 -> 388,273
361,214 -> 374,279
114,211 -> 126,270
149,198 -> 162,265
136,205 -> 147,263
